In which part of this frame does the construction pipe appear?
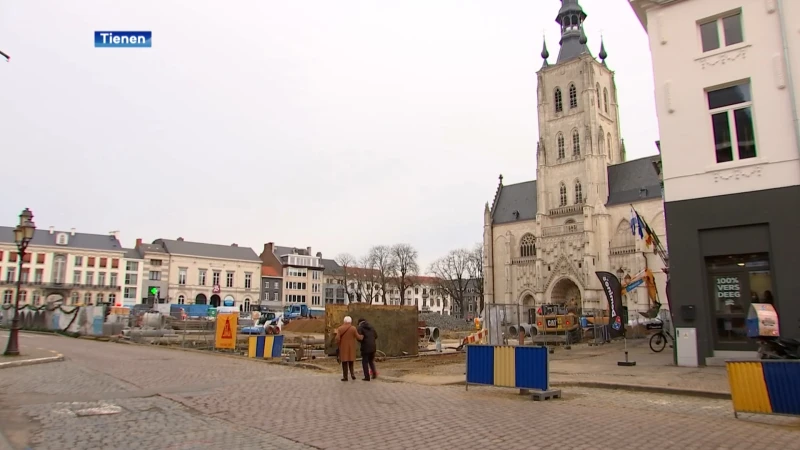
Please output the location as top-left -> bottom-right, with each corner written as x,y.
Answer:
426,327 -> 440,342
508,325 -> 518,336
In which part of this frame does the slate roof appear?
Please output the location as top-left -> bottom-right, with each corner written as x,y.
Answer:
124,248 -> 143,259
321,258 -> 343,274
606,155 -> 662,205
273,246 -> 310,257
153,238 -> 260,262
491,181 -> 538,225
0,227 -> 124,252
491,156 -> 662,224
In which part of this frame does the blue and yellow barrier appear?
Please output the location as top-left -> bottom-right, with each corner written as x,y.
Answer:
466,345 -> 549,391
726,360 -> 800,418
248,335 -> 285,359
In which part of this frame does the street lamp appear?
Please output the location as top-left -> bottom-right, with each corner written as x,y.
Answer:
3,208 -> 36,356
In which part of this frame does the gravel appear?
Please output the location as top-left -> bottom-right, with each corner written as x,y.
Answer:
419,313 -> 474,331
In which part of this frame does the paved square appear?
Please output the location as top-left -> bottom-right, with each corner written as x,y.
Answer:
0,333 -> 798,450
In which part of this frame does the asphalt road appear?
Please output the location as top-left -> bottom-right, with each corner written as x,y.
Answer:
0,332 -> 798,450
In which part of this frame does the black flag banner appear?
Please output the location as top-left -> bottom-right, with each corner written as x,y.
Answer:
595,271 -> 625,338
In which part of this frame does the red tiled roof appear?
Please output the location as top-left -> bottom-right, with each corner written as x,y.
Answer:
261,265 -> 281,277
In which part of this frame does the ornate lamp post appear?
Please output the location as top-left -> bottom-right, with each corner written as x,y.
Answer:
3,208 -> 36,356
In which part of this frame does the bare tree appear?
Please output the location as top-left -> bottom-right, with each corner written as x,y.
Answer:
369,245 -> 394,304
334,253 -> 356,303
428,249 -> 470,316
466,243 -> 485,314
354,254 -> 380,304
390,244 -> 419,306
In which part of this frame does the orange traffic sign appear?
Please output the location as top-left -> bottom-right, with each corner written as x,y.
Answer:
215,313 -> 238,349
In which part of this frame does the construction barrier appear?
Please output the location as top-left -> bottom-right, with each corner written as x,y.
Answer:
726,359 -> 800,418
466,345 -> 551,393
248,335 -> 285,359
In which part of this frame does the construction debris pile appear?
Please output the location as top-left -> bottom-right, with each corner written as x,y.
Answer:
419,313 -> 474,332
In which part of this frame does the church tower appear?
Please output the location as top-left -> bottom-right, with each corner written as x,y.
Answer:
535,0 -> 625,217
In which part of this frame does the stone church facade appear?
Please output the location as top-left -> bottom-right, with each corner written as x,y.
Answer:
483,0 -> 668,317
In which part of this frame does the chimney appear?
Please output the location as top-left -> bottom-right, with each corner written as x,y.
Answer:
307,246 -> 312,256
177,237 -> 184,241
70,228 -> 76,236
109,230 -> 120,240
135,238 -> 142,247
263,243 -> 274,255
49,226 -> 54,235
316,252 -> 322,258
231,243 -> 238,247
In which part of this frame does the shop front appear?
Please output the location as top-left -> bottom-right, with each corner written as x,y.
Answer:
665,185 -> 800,365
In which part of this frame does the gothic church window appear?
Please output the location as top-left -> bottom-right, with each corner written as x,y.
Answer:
520,234 -> 536,258
572,129 -> 581,156
574,180 -> 583,204
559,183 -> 567,207
598,127 -> 605,154
603,88 -> 609,113
607,132 -> 613,157
554,88 -> 563,113
569,84 -> 578,108
595,83 -> 600,105
557,133 -> 565,159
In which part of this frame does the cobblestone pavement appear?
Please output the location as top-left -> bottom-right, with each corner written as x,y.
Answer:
0,332 -> 798,450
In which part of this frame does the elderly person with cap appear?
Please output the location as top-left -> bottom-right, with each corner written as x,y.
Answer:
335,316 -> 363,381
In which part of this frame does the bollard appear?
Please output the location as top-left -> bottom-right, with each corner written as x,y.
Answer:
617,338 -> 636,366
435,338 -> 442,353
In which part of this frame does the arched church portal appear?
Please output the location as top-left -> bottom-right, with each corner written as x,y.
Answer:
550,278 -> 581,309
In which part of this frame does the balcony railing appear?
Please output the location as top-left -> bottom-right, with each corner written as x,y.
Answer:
542,222 -> 584,237
511,256 -> 536,265
0,280 -> 121,291
548,203 -> 584,217
610,244 -> 637,255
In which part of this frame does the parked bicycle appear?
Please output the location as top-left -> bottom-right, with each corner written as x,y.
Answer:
647,320 -> 674,353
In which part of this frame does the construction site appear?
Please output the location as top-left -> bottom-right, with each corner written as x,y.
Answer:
100,301 -> 671,384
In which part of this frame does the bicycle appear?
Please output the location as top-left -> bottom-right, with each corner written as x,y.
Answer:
647,320 -> 674,353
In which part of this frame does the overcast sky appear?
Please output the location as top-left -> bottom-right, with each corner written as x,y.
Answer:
0,0 -> 657,269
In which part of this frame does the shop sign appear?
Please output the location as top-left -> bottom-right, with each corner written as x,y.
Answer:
715,276 -> 741,306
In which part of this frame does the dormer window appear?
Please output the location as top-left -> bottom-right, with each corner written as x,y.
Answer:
56,233 -> 68,246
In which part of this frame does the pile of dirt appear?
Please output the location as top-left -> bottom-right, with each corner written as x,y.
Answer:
283,318 -> 325,334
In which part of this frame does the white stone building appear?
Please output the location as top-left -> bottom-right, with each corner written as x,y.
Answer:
0,226 -> 126,307
483,0 -> 667,318
145,238 -> 262,310
629,0 -> 800,362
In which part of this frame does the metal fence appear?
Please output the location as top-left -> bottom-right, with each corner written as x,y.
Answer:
484,303 -> 524,346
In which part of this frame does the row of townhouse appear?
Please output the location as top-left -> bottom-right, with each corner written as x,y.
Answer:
2,222 -> 465,316
0,225 -> 262,310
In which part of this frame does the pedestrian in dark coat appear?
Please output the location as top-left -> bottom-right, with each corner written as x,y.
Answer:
357,318 -> 378,381
335,316 -> 363,381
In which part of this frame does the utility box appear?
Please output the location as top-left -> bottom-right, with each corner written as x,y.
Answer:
676,327 -> 698,367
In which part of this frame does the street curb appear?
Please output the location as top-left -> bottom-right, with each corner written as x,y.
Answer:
368,376 -> 732,399
0,353 -> 64,370
548,380 -> 732,400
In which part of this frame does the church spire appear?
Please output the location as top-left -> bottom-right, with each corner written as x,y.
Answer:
541,37 -> 550,68
598,35 -> 608,66
555,0 -> 590,64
